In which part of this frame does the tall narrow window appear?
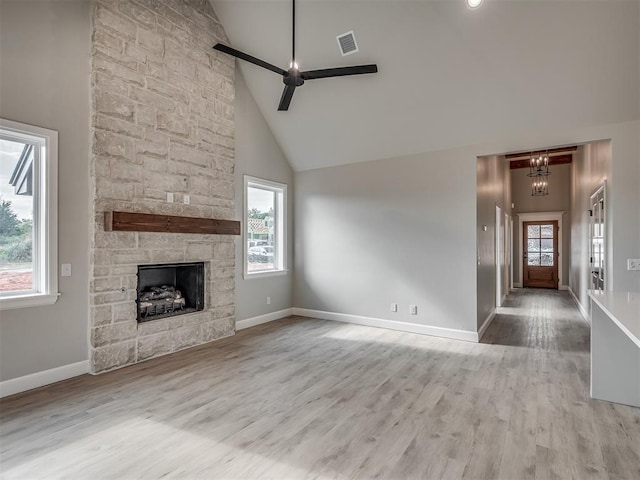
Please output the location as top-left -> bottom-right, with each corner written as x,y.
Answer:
0,119 -> 58,309
244,176 -> 286,277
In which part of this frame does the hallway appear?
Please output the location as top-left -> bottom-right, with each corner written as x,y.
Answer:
1,290 -> 639,479
482,289 -> 640,479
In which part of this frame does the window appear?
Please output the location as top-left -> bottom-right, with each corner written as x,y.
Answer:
0,119 -> 58,309
244,176 -> 286,277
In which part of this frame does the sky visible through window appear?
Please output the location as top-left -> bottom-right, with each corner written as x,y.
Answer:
248,186 -> 274,213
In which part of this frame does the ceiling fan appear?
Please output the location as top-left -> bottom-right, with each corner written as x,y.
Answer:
213,0 -> 378,111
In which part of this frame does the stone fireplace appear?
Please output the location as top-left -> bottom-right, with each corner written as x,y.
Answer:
89,0 -> 236,373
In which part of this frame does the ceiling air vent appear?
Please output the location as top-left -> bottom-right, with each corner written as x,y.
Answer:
336,31 -> 359,56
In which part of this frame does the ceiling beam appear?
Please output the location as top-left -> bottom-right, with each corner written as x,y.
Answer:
509,154 -> 573,170
505,145 -> 577,160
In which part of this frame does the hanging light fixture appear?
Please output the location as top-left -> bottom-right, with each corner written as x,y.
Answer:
528,152 -> 549,176
531,176 -> 549,196
527,150 -> 551,196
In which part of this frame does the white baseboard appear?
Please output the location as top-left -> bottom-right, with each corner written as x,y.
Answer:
559,284 -> 569,291
236,308 -> 294,331
478,310 -> 496,341
513,283 -> 523,288
292,308 -> 479,342
0,360 -> 89,398
568,287 -> 590,324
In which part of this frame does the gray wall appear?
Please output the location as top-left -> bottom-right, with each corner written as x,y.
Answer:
294,150 -> 478,333
476,155 -> 511,329
0,0 -> 91,381
234,73 -> 294,320
570,127 -> 640,318
511,163 -> 571,287
570,141 -> 612,314
605,123 -> 640,293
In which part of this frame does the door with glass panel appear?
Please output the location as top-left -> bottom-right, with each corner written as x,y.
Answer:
589,185 -> 605,291
523,221 -> 558,289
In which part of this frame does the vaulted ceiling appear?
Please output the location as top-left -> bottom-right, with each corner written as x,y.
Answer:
211,1 -> 639,171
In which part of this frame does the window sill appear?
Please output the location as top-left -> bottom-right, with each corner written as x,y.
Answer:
244,270 -> 289,280
0,293 -> 60,311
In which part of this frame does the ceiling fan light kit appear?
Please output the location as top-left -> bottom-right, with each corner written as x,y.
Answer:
212,0 -> 378,111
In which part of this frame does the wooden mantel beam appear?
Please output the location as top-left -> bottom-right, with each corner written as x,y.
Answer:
104,211 -> 241,235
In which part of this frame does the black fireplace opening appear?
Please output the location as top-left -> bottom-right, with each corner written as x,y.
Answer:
136,262 -> 204,323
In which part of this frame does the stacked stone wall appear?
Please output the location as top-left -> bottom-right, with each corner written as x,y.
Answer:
89,0 -> 236,373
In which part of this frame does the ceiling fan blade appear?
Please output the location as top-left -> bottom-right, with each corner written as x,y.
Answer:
278,85 -> 296,111
302,64 -> 378,80
213,43 -> 286,76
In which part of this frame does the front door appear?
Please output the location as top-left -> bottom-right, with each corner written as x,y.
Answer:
523,221 -> 558,289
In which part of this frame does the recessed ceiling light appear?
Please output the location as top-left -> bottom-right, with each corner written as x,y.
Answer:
467,0 -> 483,8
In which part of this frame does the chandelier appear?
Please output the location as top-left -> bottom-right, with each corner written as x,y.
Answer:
527,152 -> 550,196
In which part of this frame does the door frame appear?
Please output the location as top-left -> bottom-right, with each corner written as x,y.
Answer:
496,206 -> 503,306
523,219 -> 559,288
589,182 -> 607,291
515,211 -> 566,289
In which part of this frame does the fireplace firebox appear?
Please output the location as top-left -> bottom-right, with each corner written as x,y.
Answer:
136,262 -> 204,322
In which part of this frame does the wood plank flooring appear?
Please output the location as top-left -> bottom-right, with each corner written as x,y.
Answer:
1,289 -> 639,479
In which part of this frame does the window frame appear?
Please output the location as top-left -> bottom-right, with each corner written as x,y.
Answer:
243,175 -> 287,279
0,118 -> 58,310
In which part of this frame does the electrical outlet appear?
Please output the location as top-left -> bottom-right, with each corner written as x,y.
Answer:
628,259 -> 640,271
390,303 -> 397,312
183,194 -> 190,205
61,263 -> 71,277
266,296 -> 271,305
410,305 -> 417,315
166,192 -> 174,203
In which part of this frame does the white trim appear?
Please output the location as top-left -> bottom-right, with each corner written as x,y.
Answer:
559,284 -> 569,291
243,175 -> 287,278
292,308 -> 479,342
0,293 -> 59,311
496,206 -> 503,307
0,118 -> 58,307
516,211 -> 565,289
0,360 -> 89,398
243,270 -> 289,280
569,287 -> 590,323
589,181 -> 607,291
478,310 -> 496,341
236,308 -> 293,330
513,282 -> 523,288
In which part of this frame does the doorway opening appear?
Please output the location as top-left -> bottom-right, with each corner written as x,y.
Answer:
516,212 -> 564,290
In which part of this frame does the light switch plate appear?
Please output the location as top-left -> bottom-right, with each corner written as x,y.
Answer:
627,259 -> 640,271
61,263 -> 71,277
166,192 -> 174,203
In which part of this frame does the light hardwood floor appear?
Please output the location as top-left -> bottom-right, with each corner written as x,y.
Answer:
1,290 -> 639,479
